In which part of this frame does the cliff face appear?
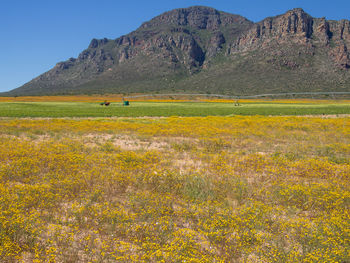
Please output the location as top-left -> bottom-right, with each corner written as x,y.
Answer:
230,8 -> 350,69
7,6 -> 350,96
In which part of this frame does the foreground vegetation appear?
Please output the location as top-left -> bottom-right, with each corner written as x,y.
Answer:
0,116 -> 349,262
0,100 -> 349,117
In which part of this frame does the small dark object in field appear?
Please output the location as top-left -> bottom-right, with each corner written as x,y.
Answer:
100,101 -> 110,106
123,101 -> 129,106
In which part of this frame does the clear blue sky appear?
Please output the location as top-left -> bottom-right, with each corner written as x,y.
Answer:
1,0 -> 349,92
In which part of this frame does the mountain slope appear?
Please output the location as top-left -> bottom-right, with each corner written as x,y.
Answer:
6,6 -> 350,96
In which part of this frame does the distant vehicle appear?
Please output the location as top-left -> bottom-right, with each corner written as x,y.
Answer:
100,101 -> 110,106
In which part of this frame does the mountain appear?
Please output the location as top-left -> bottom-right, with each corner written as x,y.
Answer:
5,6 -> 350,96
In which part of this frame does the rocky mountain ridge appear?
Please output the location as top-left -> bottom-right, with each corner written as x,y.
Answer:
231,8 -> 350,68
6,6 -> 350,96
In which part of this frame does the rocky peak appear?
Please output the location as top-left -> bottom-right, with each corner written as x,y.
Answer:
229,8 -> 350,69
278,8 -> 313,37
140,6 -> 251,31
231,8 -> 316,52
88,38 -> 109,49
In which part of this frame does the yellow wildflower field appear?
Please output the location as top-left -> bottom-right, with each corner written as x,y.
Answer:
0,116 -> 349,262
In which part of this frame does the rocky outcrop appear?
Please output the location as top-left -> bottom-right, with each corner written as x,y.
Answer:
207,32 -> 225,57
88,38 -> 109,49
141,6 -> 250,31
330,43 -> 350,68
231,8 -> 314,52
167,34 -> 205,67
312,18 -> 331,44
329,20 -> 350,42
229,8 -> 350,69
